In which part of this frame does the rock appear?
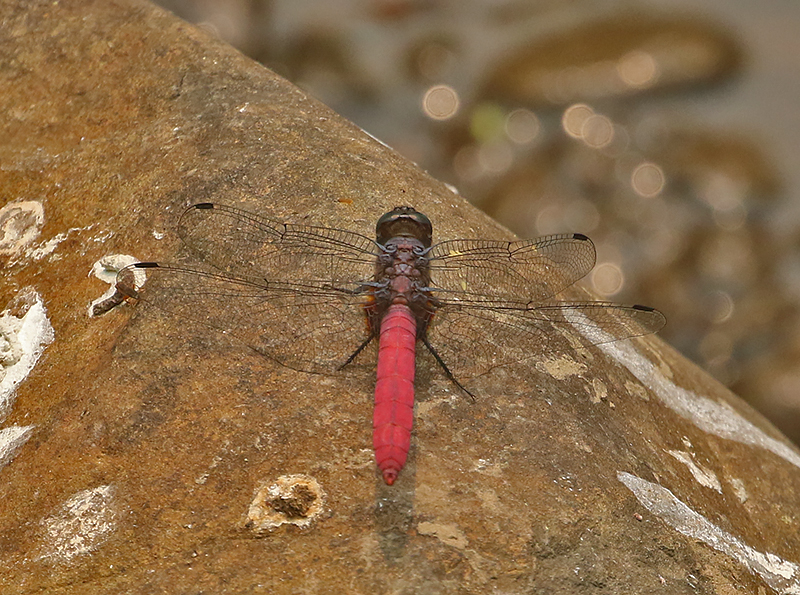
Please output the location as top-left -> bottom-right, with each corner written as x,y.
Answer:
1,1 -> 799,593
480,12 -> 743,106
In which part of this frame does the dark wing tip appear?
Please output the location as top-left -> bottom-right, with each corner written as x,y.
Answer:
573,233 -> 590,242
632,304 -> 667,332
133,262 -> 160,269
193,202 -> 215,210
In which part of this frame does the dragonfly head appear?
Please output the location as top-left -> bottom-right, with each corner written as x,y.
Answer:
376,206 -> 433,248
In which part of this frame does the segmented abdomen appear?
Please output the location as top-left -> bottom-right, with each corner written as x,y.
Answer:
373,303 -> 417,485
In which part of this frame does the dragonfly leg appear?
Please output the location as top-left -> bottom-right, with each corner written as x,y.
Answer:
339,333 -> 376,370
421,337 -> 476,401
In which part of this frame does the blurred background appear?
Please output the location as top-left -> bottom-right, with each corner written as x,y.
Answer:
152,0 -> 800,444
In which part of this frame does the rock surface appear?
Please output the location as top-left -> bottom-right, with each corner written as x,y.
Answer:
1,1 -> 799,593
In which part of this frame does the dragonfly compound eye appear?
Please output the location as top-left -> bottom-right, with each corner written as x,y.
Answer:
376,207 -> 433,247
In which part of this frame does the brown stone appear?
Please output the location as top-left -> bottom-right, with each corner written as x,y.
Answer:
480,12 -> 743,106
1,1 -> 799,593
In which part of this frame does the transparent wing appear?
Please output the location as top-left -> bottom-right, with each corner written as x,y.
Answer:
116,204 -> 664,389
116,262 -> 376,374
427,299 -> 666,380
427,234 -> 596,303
177,202 -> 380,285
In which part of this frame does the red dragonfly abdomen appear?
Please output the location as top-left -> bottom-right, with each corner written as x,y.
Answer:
373,303 -> 417,485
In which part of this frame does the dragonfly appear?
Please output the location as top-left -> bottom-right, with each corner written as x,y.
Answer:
116,203 -> 665,485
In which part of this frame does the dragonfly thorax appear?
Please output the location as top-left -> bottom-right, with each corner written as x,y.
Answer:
370,236 -> 436,331
377,238 -> 430,288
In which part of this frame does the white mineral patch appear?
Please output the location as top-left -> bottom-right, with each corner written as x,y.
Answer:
619,472 -> 800,594
538,355 -> 586,380
570,313 -> 800,469
0,290 -> 54,424
30,226 -> 112,261
0,201 -> 109,263
89,254 -> 142,285
624,380 -> 649,401
0,425 -> 35,471
590,377 -> 608,403
729,477 -> 749,503
416,521 -> 469,549
247,474 -> 326,532
38,485 -> 117,563
443,182 -> 460,195
360,126 -> 395,151
0,201 -> 44,260
28,231 -> 71,261
667,450 -> 723,493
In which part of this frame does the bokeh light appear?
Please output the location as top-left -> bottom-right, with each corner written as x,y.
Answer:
470,103 -> 506,143
699,330 -> 734,366
617,50 -> 659,89
453,145 -> 481,182
582,114 -> 615,148
707,290 -> 735,324
535,205 -> 566,236
631,162 -> 665,197
505,109 -> 540,145
698,173 -> 748,230
563,199 -> 601,233
562,104 -> 615,149
415,43 -> 457,81
422,84 -> 460,120
591,262 -> 625,296
562,103 -> 594,139
477,141 -> 514,175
